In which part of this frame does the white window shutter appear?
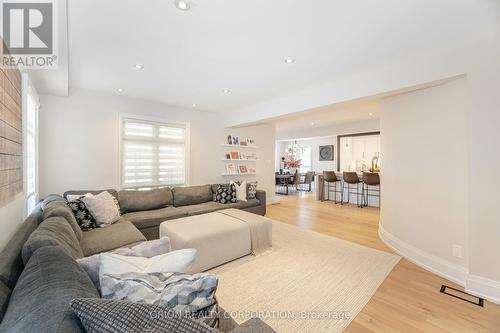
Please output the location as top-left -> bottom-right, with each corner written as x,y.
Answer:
121,119 -> 187,189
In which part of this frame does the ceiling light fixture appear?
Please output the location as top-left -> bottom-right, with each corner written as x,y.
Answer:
134,64 -> 144,69
369,112 -> 374,116
223,89 -> 231,94
117,88 -> 124,93
285,58 -> 296,64
174,0 -> 190,11
192,103 -> 197,108
311,122 -> 315,126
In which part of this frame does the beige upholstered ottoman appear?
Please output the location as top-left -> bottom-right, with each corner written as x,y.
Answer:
159,209 -> 272,273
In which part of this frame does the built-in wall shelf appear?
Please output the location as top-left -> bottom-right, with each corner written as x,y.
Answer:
221,144 -> 258,149
221,173 -> 257,176
221,159 -> 257,162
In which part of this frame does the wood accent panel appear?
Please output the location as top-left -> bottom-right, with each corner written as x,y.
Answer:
0,38 -> 22,207
266,192 -> 500,333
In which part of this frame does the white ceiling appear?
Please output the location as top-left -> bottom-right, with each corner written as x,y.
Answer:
270,99 -> 381,133
39,0 -> 471,112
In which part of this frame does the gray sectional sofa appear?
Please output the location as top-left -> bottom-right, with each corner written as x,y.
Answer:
65,184 -> 266,240
0,184 -> 271,332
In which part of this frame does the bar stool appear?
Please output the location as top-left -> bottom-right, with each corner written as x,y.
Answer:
322,171 -> 341,203
362,172 -> 380,207
342,172 -> 362,207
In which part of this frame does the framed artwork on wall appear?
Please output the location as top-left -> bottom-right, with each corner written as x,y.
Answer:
319,145 -> 334,161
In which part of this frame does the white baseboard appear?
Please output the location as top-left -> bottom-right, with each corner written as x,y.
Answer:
379,223 -> 500,304
466,275 -> 500,305
378,223 -> 468,286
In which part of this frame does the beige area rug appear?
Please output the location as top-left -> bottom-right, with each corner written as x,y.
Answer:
209,221 -> 401,333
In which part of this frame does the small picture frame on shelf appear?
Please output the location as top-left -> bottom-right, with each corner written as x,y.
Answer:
230,151 -> 240,160
227,135 -> 233,145
225,153 -> 231,160
249,167 -> 256,173
226,163 -> 237,174
239,165 -> 248,174
240,140 -> 247,146
232,136 -> 239,145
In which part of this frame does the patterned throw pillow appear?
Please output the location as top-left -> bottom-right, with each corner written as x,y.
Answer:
67,198 -> 97,231
100,272 -> 218,315
214,184 -> 236,204
82,191 -> 121,227
247,181 -> 258,199
71,298 -> 219,333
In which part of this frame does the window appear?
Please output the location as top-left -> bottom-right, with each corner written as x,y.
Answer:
120,117 -> 188,189
23,75 -> 39,215
300,146 -> 312,173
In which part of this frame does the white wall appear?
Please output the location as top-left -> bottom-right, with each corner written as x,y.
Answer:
379,79 -> 469,283
39,89 -> 275,200
277,137 -> 336,173
0,195 -> 25,251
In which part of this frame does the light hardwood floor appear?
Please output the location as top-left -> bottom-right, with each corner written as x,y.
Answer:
265,191 -> 500,333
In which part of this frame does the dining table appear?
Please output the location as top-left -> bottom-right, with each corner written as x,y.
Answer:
275,173 -> 294,195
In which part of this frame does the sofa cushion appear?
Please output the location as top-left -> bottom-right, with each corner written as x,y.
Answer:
173,185 -> 213,207
224,199 -> 261,210
122,207 -> 188,230
22,216 -> 84,265
183,202 -> 227,216
64,189 -> 119,201
118,187 -> 173,213
42,202 -> 83,241
79,219 -> 146,256
0,246 -> 99,333
0,281 -> 10,322
0,206 -> 41,289
41,194 -> 67,210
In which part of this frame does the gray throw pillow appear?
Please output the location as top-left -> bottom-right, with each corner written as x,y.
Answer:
101,272 -> 218,314
70,298 -> 218,333
77,237 -> 172,288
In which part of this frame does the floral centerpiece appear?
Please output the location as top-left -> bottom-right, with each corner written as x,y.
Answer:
284,158 -> 302,174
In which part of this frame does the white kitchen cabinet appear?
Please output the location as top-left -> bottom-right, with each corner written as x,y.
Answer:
339,134 -> 380,172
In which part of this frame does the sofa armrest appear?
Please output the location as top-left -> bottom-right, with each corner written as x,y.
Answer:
255,190 -> 266,207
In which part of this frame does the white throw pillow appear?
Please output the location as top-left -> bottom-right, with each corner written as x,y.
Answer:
66,192 -> 94,202
77,237 -> 172,288
230,180 -> 247,202
82,191 -> 120,227
99,249 -> 197,286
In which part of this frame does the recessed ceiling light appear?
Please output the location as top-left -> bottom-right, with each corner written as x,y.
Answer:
285,58 -> 296,64
117,88 -> 124,93
134,64 -> 144,69
311,122 -> 315,126
192,103 -> 197,108
369,112 -> 374,116
174,0 -> 190,11
223,89 -> 231,94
